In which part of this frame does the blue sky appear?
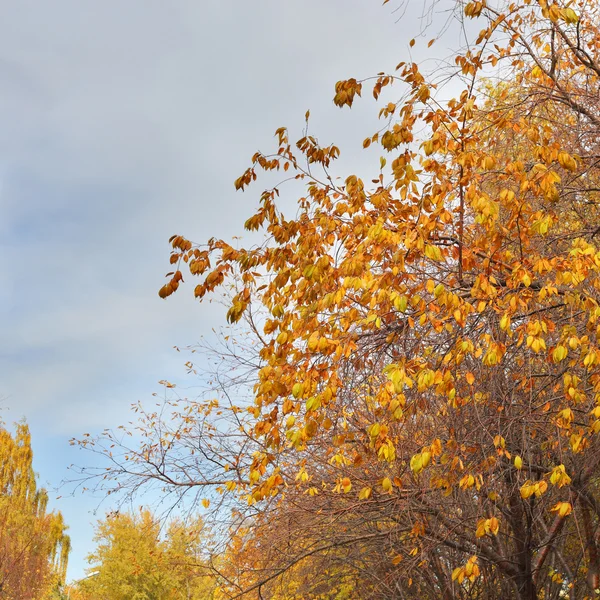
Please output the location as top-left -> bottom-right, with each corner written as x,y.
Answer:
0,0 -> 459,582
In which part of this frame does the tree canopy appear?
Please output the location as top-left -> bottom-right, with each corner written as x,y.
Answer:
0,423 -> 70,599
76,0 -> 600,598
73,509 -> 215,600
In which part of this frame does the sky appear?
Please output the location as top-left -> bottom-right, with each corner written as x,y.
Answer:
0,0 -> 460,582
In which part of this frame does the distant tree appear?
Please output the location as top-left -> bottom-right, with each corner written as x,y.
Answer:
0,422 -> 70,599
77,509 -> 215,600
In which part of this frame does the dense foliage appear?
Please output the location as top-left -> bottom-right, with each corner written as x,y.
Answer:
77,0 -> 600,598
0,423 -> 70,599
72,510 -> 215,600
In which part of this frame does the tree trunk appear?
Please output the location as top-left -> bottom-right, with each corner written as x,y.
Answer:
516,573 -> 537,600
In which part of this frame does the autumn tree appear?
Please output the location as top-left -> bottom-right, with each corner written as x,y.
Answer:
75,0 -> 600,598
75,509 -> 215,600
0,422 -> 70,599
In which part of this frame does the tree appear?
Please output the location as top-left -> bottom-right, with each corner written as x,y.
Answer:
77,0 -> 600,597
0,422 -> 70,599
75,509 -> 215,600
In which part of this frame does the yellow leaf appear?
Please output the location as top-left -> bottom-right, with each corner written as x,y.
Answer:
476,519 -> 487,538
561,8 -> 578,24
553,345 -> 568,362
488,517 -> 499,535
552,501 -> 572,517
425,244 -> 443,261
520,481 -> 534,499
549,465 -> 571,487
394,295 -> 408,313
459,474 -> 475,489
358,486 -> 372,500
